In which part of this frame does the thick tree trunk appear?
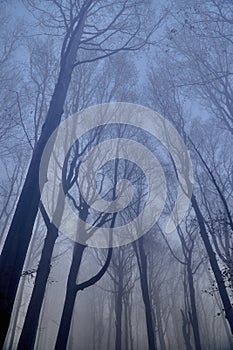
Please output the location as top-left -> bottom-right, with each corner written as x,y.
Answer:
17,225 -> 58,350
17,186 -> 65,350
7,274 -> 26,350
55,287 -> 78,350
192,194 -> 233,334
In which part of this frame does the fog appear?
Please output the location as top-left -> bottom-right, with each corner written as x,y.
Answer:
0,1 -> 233,350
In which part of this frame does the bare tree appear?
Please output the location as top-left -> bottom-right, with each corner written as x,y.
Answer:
146,49 -> 233,335
0,1 -> 165,346
103,245 -> 136,350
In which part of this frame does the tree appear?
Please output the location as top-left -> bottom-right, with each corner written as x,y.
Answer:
160,219 -> 204,350
133,235 -> 158,350
0,0 -> 164,346
146,50 -> 233,335
17,52 -> 138,349
103,245 -> 136,350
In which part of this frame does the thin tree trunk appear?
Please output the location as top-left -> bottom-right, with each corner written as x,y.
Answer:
154,289 -> 166,350
181,269 -> 192,350
97,297 -> 104,350
124,297 -> 129,350
187,263 -> 202,350
135,237 -> 157,350
115,286 -> 123,350
170,296 -> 183,350
115,267 -> 123,350
128,298 -> 134,350
106,296 -> 114,350
55,243 -> 86,350
92,304 -> 96,350
181,309 -> 192,350
198,286 -> 210,348
192,195 -> 233,334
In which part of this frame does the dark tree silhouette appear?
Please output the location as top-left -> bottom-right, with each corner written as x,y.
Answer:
0,1 -> 162,346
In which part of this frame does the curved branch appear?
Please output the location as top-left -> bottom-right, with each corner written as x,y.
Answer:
76,247 -> 113,291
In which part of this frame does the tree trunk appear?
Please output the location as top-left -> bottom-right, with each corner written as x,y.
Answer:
115,269 -> 123,350
154,289 -> 166,350
135,237 -> 157,350
115,300 -> 122,350
124,297 -> 129,350
67,317 -> 75,350
55,243 -> 85,350
92,304 -> 96,350
6,228 -> 37,350
7,276 -> 26,350
187,263 -> 202,350
106,296 -> 114,350
128,295 -> 134,350
181,309 -> 193,350
17,225 -> 58,350
0,6 -> 89,345
192,194 -> 233,334
17,185 -> 65,350
55,212 -> 113,350
55,286 -> 77,350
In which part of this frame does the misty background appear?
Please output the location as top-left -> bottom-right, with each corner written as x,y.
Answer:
0,1 -> 233,350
